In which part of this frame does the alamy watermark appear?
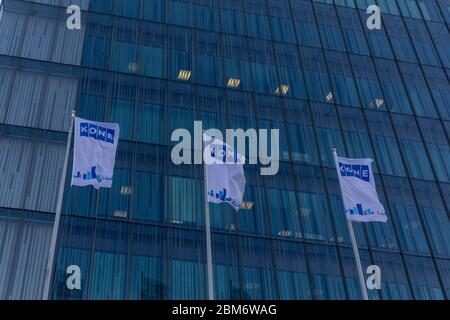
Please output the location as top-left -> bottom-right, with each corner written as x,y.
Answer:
367,5 -> 382,30
171,121 -> 280,176
66,5 -> 81,30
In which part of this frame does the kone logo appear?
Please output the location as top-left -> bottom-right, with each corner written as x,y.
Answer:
209,137 -> 240,164
80,123 -> 115,144
339,163 -> 370,182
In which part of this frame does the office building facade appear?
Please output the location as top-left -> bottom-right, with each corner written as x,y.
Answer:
0,0 -> 449,300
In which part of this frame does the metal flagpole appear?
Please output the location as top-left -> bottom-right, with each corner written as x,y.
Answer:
42,110 -> 76,300
203,134 -> 214,300
333,149 -> 369,300
347,219 -> 369,300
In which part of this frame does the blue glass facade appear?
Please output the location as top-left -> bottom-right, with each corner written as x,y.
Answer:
0,0 -> 449,300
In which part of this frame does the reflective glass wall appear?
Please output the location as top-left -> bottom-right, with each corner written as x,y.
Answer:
0,0 -> 449,300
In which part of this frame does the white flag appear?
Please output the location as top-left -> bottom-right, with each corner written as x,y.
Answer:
334,153 -> 387,223
71,117 -> 120,189
204,134 -> 246,211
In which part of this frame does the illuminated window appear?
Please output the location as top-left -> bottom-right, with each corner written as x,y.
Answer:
168,219 -> 184,225
277,230 -> 292,237
240,201 -> 254,210
275,85 -> 289,95
128,62 -> 139,73
375,98 -> 384,108
113,210 -> 128,218
227,78 -> 241,88
178,69 -> 191,81
120,186 -> 133,195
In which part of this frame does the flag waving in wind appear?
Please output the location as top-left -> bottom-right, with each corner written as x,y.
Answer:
334,152 -> 387,223
71,117 -> 120,189
203,134 -> 246,211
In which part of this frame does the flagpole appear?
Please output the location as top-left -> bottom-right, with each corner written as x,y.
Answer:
333,148 -> 368,300
203,134 -> 214,300
346,219 -> 369,300
42,110 -> 76,300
